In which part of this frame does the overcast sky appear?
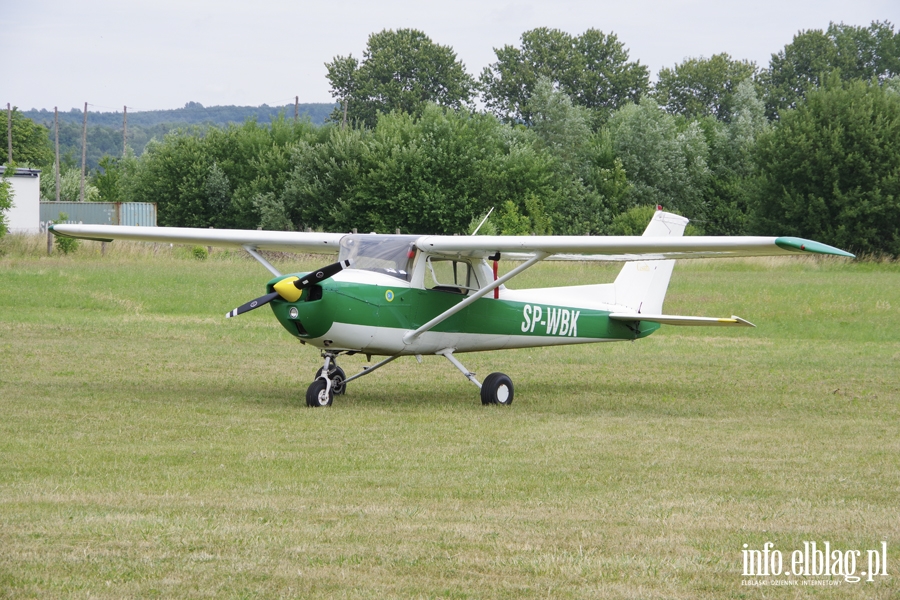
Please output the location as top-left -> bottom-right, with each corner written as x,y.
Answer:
4,0 -> 898,114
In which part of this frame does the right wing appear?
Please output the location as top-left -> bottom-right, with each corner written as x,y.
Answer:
49,224 -> 344,254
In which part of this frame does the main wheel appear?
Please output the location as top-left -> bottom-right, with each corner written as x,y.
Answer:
481,372 -> 514,406
306,378 -> 334,407
315,365 -> 347,395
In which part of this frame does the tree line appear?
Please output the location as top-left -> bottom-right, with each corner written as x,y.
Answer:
3,21 -> 899,255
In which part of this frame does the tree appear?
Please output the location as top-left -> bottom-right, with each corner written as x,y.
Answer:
43,167 -> 100,202
608,205 -> 702,236
0,108 -> 53,168
132,117 -> 321,228
761,20 -> 900,118
326,29 -> 476,128
525,78 -> 630,234
608,205 -> 658,236
92,155 -> 122,202
0,169 -> 13,239
606,97 -> 710,222
280,105 -> 558,235
201,161 -> 232,228
528,77 -> 593,167
887,75 -> 900,95
479,28 -> 649,126
252,192 -> 293,231
654,53 -> 758,121
699,79 -> 771,235
752,79 -> 900,255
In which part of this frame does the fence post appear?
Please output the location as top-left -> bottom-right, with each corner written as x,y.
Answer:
47,221 -> 53,255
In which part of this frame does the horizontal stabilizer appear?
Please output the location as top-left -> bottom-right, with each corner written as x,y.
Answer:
608,313 -> 756,327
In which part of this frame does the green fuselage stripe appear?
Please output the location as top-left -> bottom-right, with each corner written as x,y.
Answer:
268,277 -> 656,343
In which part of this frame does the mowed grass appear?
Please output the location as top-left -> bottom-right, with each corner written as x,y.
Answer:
1,236 -> 898,599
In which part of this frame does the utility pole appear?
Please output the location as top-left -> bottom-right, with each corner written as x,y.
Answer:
123,105 -> 127,156
79,102 -> 87,202
6,103 -> 11,163
342,99 -> 348,130
54,107 -> 60,201
294,96 -> 299,122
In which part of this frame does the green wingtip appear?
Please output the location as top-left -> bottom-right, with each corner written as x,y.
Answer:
775,237 -> 855,258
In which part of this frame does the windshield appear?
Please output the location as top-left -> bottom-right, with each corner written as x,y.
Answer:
338,234 -> 419,281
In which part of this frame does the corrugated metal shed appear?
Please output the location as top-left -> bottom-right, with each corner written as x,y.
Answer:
119,202 -> 157,226
40,202 -> 157,229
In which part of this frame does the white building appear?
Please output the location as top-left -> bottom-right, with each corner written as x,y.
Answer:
0,167 -> 41,234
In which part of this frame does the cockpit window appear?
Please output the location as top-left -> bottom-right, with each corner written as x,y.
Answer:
425,257 -> 481,293
338,234 -> 419,281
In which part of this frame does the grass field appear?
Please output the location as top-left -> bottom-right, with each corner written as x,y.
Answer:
1,235 -> 898,598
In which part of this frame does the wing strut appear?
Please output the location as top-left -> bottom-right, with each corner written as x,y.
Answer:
242,245 -> 282,277
402,252 -> 548,345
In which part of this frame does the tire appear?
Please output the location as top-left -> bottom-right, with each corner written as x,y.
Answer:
481,372 -> 514,406
306,378 -> 333,407
315,365 -> 347,395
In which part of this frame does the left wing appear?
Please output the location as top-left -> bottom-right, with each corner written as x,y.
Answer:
49,224 -> 345,254
415,235 -> 855,260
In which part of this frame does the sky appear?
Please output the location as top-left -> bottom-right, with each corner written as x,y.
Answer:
4,0 -> 899,114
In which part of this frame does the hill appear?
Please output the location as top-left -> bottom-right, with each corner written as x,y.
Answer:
21,102 -> 336,172
22,101 -> 335,128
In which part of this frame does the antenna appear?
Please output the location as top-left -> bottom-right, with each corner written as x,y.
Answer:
471,207 -> 494,235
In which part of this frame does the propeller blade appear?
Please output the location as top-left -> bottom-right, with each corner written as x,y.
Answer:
294,259 -> 351,288
225,259 -> 351,319
225,291 -> 279,318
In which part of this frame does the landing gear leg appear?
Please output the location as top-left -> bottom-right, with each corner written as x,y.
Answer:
306,351 -> 346,407
436,349 -> 514,406
315,356 -> 346,395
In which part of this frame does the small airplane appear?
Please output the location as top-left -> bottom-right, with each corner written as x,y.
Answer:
50,209 -> 854,407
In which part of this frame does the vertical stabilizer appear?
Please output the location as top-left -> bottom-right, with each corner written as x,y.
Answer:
613,210 -> 689,314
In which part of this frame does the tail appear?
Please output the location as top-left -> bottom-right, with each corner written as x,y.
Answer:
613,209 -> 688,314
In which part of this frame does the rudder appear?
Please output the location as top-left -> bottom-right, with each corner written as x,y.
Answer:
613,210 -> 689,314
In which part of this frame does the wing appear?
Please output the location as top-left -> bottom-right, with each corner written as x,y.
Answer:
49,224 -> 344,254
415,235 -> 855,260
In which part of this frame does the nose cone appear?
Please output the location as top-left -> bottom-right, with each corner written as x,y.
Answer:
269,282 -> 334,340
273,276 -> 303,302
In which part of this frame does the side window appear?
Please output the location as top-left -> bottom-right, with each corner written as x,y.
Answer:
425,258 -> 480,294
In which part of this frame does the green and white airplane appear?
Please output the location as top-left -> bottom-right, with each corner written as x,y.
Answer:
51,209 -> 854,407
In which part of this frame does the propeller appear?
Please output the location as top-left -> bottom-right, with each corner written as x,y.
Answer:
225,259 -> 351,318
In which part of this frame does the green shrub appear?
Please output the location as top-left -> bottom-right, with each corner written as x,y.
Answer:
53,212 -> 80,255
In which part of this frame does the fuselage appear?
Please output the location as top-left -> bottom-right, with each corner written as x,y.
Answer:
268,268 -> 658,356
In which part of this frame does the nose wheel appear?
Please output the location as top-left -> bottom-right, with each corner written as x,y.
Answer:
306,352 -> 346,407
306,378 -> 333,407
